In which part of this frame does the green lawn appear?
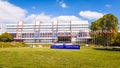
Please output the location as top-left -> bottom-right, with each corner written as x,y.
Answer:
0,47 -> 120,68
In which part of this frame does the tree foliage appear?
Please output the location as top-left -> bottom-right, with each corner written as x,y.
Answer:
0,32 -> 13,42
112,33 -> 120,46
90,14 -> 118,46
90,14 -> 118,31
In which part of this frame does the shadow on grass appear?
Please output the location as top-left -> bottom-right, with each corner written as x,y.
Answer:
93,47 -> 120,51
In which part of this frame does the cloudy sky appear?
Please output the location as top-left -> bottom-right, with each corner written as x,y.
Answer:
0,0 -> 120,24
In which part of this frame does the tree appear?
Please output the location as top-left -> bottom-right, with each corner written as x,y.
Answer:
90,21 -> 101,31
99,14 -> 118,31
90,14 -> 118,46
0,32 -> 13,42
113,33 -> 120,46
0,35 -> 1,42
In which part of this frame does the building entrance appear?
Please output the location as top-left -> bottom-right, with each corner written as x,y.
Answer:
57,36 -> 71,43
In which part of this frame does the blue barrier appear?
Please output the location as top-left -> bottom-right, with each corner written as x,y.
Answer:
50,45 -> 80,50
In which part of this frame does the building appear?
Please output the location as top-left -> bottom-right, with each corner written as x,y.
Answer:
6,20 -> 90,43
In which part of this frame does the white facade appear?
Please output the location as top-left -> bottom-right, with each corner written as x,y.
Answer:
6,20 -> 90,43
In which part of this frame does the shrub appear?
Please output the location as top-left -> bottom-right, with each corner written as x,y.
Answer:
0,42 -> 26,48
0,32 -> 13,42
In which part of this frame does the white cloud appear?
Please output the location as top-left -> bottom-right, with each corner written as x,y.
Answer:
25,13 -> 82,24
0,1 -> 27,24
79,11 -> 104,20
54,16 -> 81,21
105,4 -> 111,9
25,13 -> 51,23
60,3 -> 67,8
57,0 -> 67,8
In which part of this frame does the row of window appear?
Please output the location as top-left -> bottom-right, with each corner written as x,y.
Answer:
10,32 -> 90,38
23,39 -> 53,43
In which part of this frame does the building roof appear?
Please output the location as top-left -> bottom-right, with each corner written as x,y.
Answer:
6,20 -> 89,26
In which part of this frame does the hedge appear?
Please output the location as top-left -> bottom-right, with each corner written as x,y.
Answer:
0,42 -> 26,48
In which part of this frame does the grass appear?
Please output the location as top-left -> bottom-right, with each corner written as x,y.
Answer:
0,47 -> 120,68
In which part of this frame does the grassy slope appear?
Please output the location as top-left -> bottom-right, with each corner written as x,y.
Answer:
0,48 -> 120,68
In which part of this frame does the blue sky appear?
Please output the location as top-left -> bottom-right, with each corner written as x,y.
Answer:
8,0 -> 120,15
0,0 -> 120,24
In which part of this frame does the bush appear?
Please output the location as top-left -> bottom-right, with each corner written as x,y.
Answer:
0,32 -> 13,42
0,42 -> 26,48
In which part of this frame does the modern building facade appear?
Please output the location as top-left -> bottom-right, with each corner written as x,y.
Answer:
6,20 -> 90,43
